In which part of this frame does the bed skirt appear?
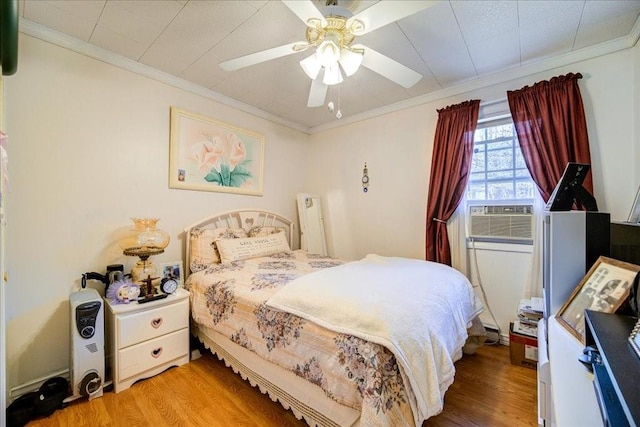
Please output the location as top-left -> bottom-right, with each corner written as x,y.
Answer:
192,322 -> 360,427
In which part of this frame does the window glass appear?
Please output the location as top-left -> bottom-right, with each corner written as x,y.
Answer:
466,120 -> 535,202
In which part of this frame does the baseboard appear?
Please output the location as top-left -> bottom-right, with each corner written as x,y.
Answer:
500,332 -> 510,345
483,324 -> 509,345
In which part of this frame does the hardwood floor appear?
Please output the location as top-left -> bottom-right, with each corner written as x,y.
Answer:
426,344 -> 538,427
26,344 -> 537,427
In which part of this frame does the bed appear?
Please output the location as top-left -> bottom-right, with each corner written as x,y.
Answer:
184,209 -> 484,427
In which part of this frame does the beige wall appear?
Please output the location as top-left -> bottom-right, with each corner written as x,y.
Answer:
307,47 -> 639,337
4,34 -> 310,389
4,32 -> 639,391
309,48 -> 638,261
307,107 -> 434,261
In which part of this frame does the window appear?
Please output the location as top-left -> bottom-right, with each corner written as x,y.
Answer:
465,118 -> 536,244
467,118 -> 535,202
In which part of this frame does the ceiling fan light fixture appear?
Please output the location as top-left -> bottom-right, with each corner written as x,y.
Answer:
316,40 -> 341,68
323,63 -> 343,85
339,48 -> 363,77
300,54 -> 322,79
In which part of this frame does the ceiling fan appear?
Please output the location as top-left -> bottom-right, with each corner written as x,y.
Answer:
220,0 -> 439,108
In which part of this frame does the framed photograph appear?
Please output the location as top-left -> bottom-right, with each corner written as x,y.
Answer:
627,185 -> 640,223
169,107 -> 264,196
159,261 -> 184,288
557,256 -> 640,343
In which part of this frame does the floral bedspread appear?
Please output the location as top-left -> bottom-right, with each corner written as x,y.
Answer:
187,251 -> 440,426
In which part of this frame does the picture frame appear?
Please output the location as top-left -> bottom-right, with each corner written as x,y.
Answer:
169,107 -> 264,196
627,185 -> 640,223
557,256 -> 640,343
159,261 -> 184,288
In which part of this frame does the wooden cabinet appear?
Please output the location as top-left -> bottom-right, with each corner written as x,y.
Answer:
105,288 -> 190,393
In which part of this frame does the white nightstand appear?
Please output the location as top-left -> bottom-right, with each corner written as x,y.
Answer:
104,288 -> 190,393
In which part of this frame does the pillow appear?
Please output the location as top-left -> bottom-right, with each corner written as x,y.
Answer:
190,227 -> 248,272
248,226 -> 287,238
216,232 -> 291,263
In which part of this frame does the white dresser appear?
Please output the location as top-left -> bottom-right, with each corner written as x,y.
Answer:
104,288 -> 190,393
545,315 -> 600,426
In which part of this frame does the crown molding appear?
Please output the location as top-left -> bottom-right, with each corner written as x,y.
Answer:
309,19 -> 640,134
19,16 -> 640,136
18,19 -> 311,134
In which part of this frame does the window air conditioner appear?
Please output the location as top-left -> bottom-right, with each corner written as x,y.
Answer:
468,204 -> 534,241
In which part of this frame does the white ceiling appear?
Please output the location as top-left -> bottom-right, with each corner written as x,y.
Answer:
17,0 -> 640,133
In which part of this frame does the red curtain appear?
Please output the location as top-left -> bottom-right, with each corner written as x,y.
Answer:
425,100 -> 480,265
507,73 -> 593,203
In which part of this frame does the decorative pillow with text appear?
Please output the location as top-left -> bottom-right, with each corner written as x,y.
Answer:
216,232 -> 291,263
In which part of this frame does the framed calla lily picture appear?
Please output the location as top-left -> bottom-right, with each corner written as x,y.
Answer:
169,107 -> 264,196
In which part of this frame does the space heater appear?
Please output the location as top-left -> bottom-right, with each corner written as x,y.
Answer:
68,288 -> 104,401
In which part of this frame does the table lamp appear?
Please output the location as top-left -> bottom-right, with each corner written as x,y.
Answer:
119,218 -> 169,295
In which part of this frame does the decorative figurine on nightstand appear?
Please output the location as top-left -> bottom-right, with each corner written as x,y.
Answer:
140,274 -> 159,297
106,278 -> 140,305
137,274 -> 169,304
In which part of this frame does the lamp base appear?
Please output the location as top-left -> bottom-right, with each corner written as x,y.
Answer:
123,246 -> 164,293
130,260 -> 160,295
131,259 -> 155,281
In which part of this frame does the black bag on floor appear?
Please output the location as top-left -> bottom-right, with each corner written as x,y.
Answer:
34,376 -> 69,417
6,392 -> 37,427
7,376 -> 69,426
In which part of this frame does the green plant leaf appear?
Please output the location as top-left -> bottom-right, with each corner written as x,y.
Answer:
229,164 -> 252,187
219,163 -> 231,186
204,170 -> 221,183
204,163 -> 252,187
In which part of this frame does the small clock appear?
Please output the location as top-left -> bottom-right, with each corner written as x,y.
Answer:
160,277 -> 179,294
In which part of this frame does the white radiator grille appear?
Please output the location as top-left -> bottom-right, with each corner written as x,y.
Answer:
468,205 -> 533,240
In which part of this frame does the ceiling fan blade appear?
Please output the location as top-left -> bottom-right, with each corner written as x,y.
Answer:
356,44 -> 422,88
307,77 -> 328,107
220,42 -> 308,71
282,0 -> 327,28
348,1 -> 441,35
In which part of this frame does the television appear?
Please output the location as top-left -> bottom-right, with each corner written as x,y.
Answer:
545,162 -> 598,212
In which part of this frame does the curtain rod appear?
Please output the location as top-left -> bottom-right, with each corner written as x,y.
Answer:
480,97 -> 508,107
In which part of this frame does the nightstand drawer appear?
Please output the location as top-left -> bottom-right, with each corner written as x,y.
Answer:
118,328 -> 189,380
117,299 -> 188,349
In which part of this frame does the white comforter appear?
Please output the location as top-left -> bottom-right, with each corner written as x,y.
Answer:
266,254 -> 483,426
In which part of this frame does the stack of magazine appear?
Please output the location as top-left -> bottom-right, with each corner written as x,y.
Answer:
514,297 -> 543,338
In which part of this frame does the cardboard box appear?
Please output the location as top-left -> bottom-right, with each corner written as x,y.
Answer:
509,321 -> 538,369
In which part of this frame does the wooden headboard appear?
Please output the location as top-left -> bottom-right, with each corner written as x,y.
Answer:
183,209 -> 295,279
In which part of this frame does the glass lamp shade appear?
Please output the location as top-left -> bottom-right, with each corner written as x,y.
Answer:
300,54 -> 322,79
302,42 -> 362,83
323,63 -> 344,85
119,218 -> 169,291
339,48 -> 363,77
119,218 -> 170,251
316,40 -> 341,68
